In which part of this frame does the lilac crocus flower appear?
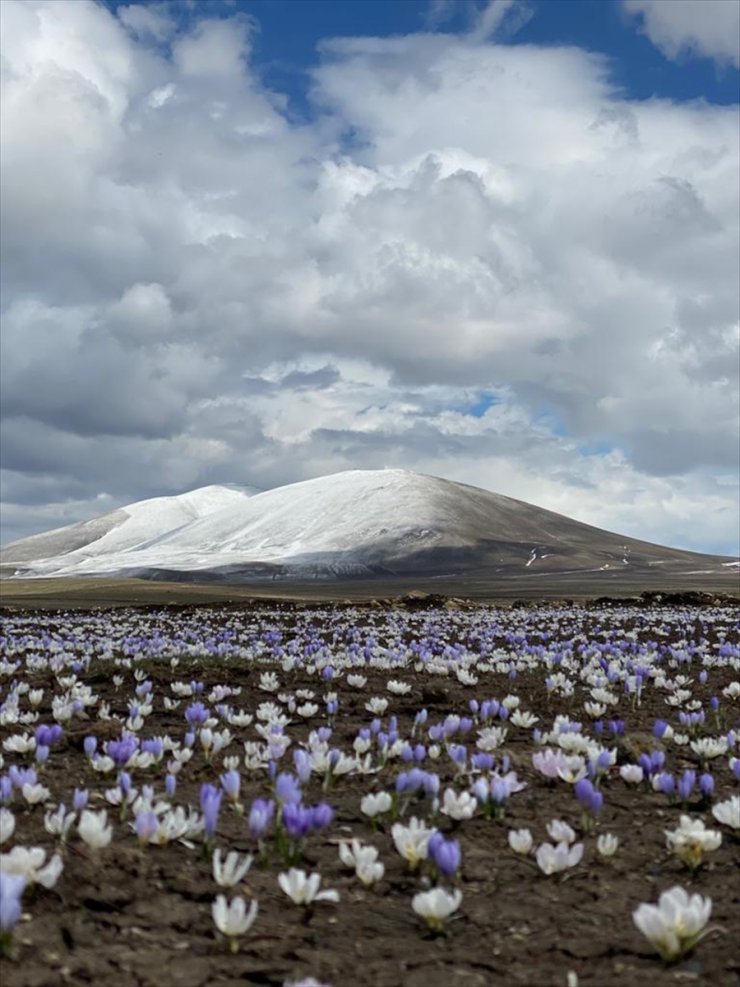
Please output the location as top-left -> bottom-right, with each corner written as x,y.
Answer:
653,720 -> 670,740
73,788 -> 88,812
282,803 -> 313,839
185,702 -> 208,728
83,736 -> 97,759
574,778 -> 603,814
220,769 -> 241,802
677,770 -> 696,801
0,777 -> 12,804
275,773 -> 302,806
308,802 -> 334,830
428,833 -> 461,878
472,753 -> 494,772
35,745 -> 50,764
699,773 -> 714,798
293,750 -> 312,784
248,798 -> 275,839
0,872 -> 26,932
200,784 -> 222,840
165,774 -> 177,798
657,772 -> 675,796
134,810 -> 159,844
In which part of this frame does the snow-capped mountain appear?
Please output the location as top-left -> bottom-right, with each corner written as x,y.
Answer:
1,485 -> 259,567
2,470 -> 736,583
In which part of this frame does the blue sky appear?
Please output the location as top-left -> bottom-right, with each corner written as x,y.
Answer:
2,0 -> 739,555
101,0 -> 739,110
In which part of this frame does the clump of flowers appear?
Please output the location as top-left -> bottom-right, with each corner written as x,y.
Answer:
535,841 -> 583,876
665,816 -> 722,871
633,886 -> 713,962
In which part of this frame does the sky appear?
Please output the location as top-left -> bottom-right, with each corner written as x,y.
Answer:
1,0 -> 739,556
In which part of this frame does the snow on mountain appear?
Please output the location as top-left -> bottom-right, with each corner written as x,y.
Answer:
1,485 -> 259,567
4,469 -> 735,582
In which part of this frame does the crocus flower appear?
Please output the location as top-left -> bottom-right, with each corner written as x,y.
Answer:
428,834 -> 461,878
0,810 -> 14,846
0,846 -> 63,888
596,833 -> 619,858
711,794 -> 740,830
665,816 -> 722,870
212,849 -> 253,887
212,894 -> 258,952
360,792 -> 392,819
633,886 -> 712,962
508,828 -> 533,855
535,841 -> 583,875
0,872 -> 26,934
78,810 -> 112,850
278,869 -> 339,905
391,818 -> 435,869
248,799 -> 275,840
200,784 -> 222,841
412,887 -> 462,932
441,789 -> 477,821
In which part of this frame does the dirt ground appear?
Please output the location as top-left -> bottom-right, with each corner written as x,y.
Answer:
1,603 -> 738,987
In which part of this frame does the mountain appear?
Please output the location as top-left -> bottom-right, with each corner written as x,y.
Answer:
1,485 -> 259,567
2,470 -> 737,585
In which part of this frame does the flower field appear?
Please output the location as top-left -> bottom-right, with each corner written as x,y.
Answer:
0,601 -> 738,987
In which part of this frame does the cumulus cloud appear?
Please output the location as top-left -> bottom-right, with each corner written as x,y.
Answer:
0,0 -> 738,555
623,0 -> 740,67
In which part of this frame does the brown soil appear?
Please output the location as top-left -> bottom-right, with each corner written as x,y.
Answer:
1,604 -> 738,987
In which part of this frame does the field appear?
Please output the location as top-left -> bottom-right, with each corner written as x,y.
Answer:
0,600 -> 738,987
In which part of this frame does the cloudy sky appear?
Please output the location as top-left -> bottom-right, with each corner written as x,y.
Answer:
1,0 -> 739,555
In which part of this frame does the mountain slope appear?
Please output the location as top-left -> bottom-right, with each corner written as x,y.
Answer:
1,485 -> 259,566
3,470 -> 736,583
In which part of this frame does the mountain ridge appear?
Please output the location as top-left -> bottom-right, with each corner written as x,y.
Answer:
2,469 -> 737,583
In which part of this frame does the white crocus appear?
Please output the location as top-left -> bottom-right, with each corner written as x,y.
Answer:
535,841 -> 584,875
596,833 -> 619,858
212,849 -> 253,888
619,764 -> 644,784
78,809 -> 113,850
22,783 -> 51,806
44,805 -> 76,841
338,840 -> 384,886
278,869 -> 339,905
0,845 -> 63,888
361,791 -> 392,819
0,808 -> 15,845
665,816 -> 722,870
546,820 -> 576,844
441,789 -> 477,821
476,727 -> 508,751
347,675 -> 367,688
633,886 -> 712,962
711,795 -> 740,830
510,710 -> 538,728
412,887 -> 462,932
387,680 -> 411,695
690,737 -> 728,760
365,697 -> 389,715
391,818 -> 435,869
212,894 -> 258,952
508,828 -> 534,855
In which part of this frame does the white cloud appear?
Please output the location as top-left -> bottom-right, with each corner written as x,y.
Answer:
623,0 -> 740,67
0,0 -> 738,555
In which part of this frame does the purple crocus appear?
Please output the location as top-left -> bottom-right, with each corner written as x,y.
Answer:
248,798 -> 275,839
275,772 -> 302,806
282,803 -> 313,839
220,769 -> 241,802
200,784 -> 222,840
574,778 -> 603,814
0,873 -> 26,933
72,788 -> 88,812
428,833 -> 461,878
308,802 -> 334,831
185,702 -> 208,728
134,810 -> 159,844
677,770 -> 696,801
